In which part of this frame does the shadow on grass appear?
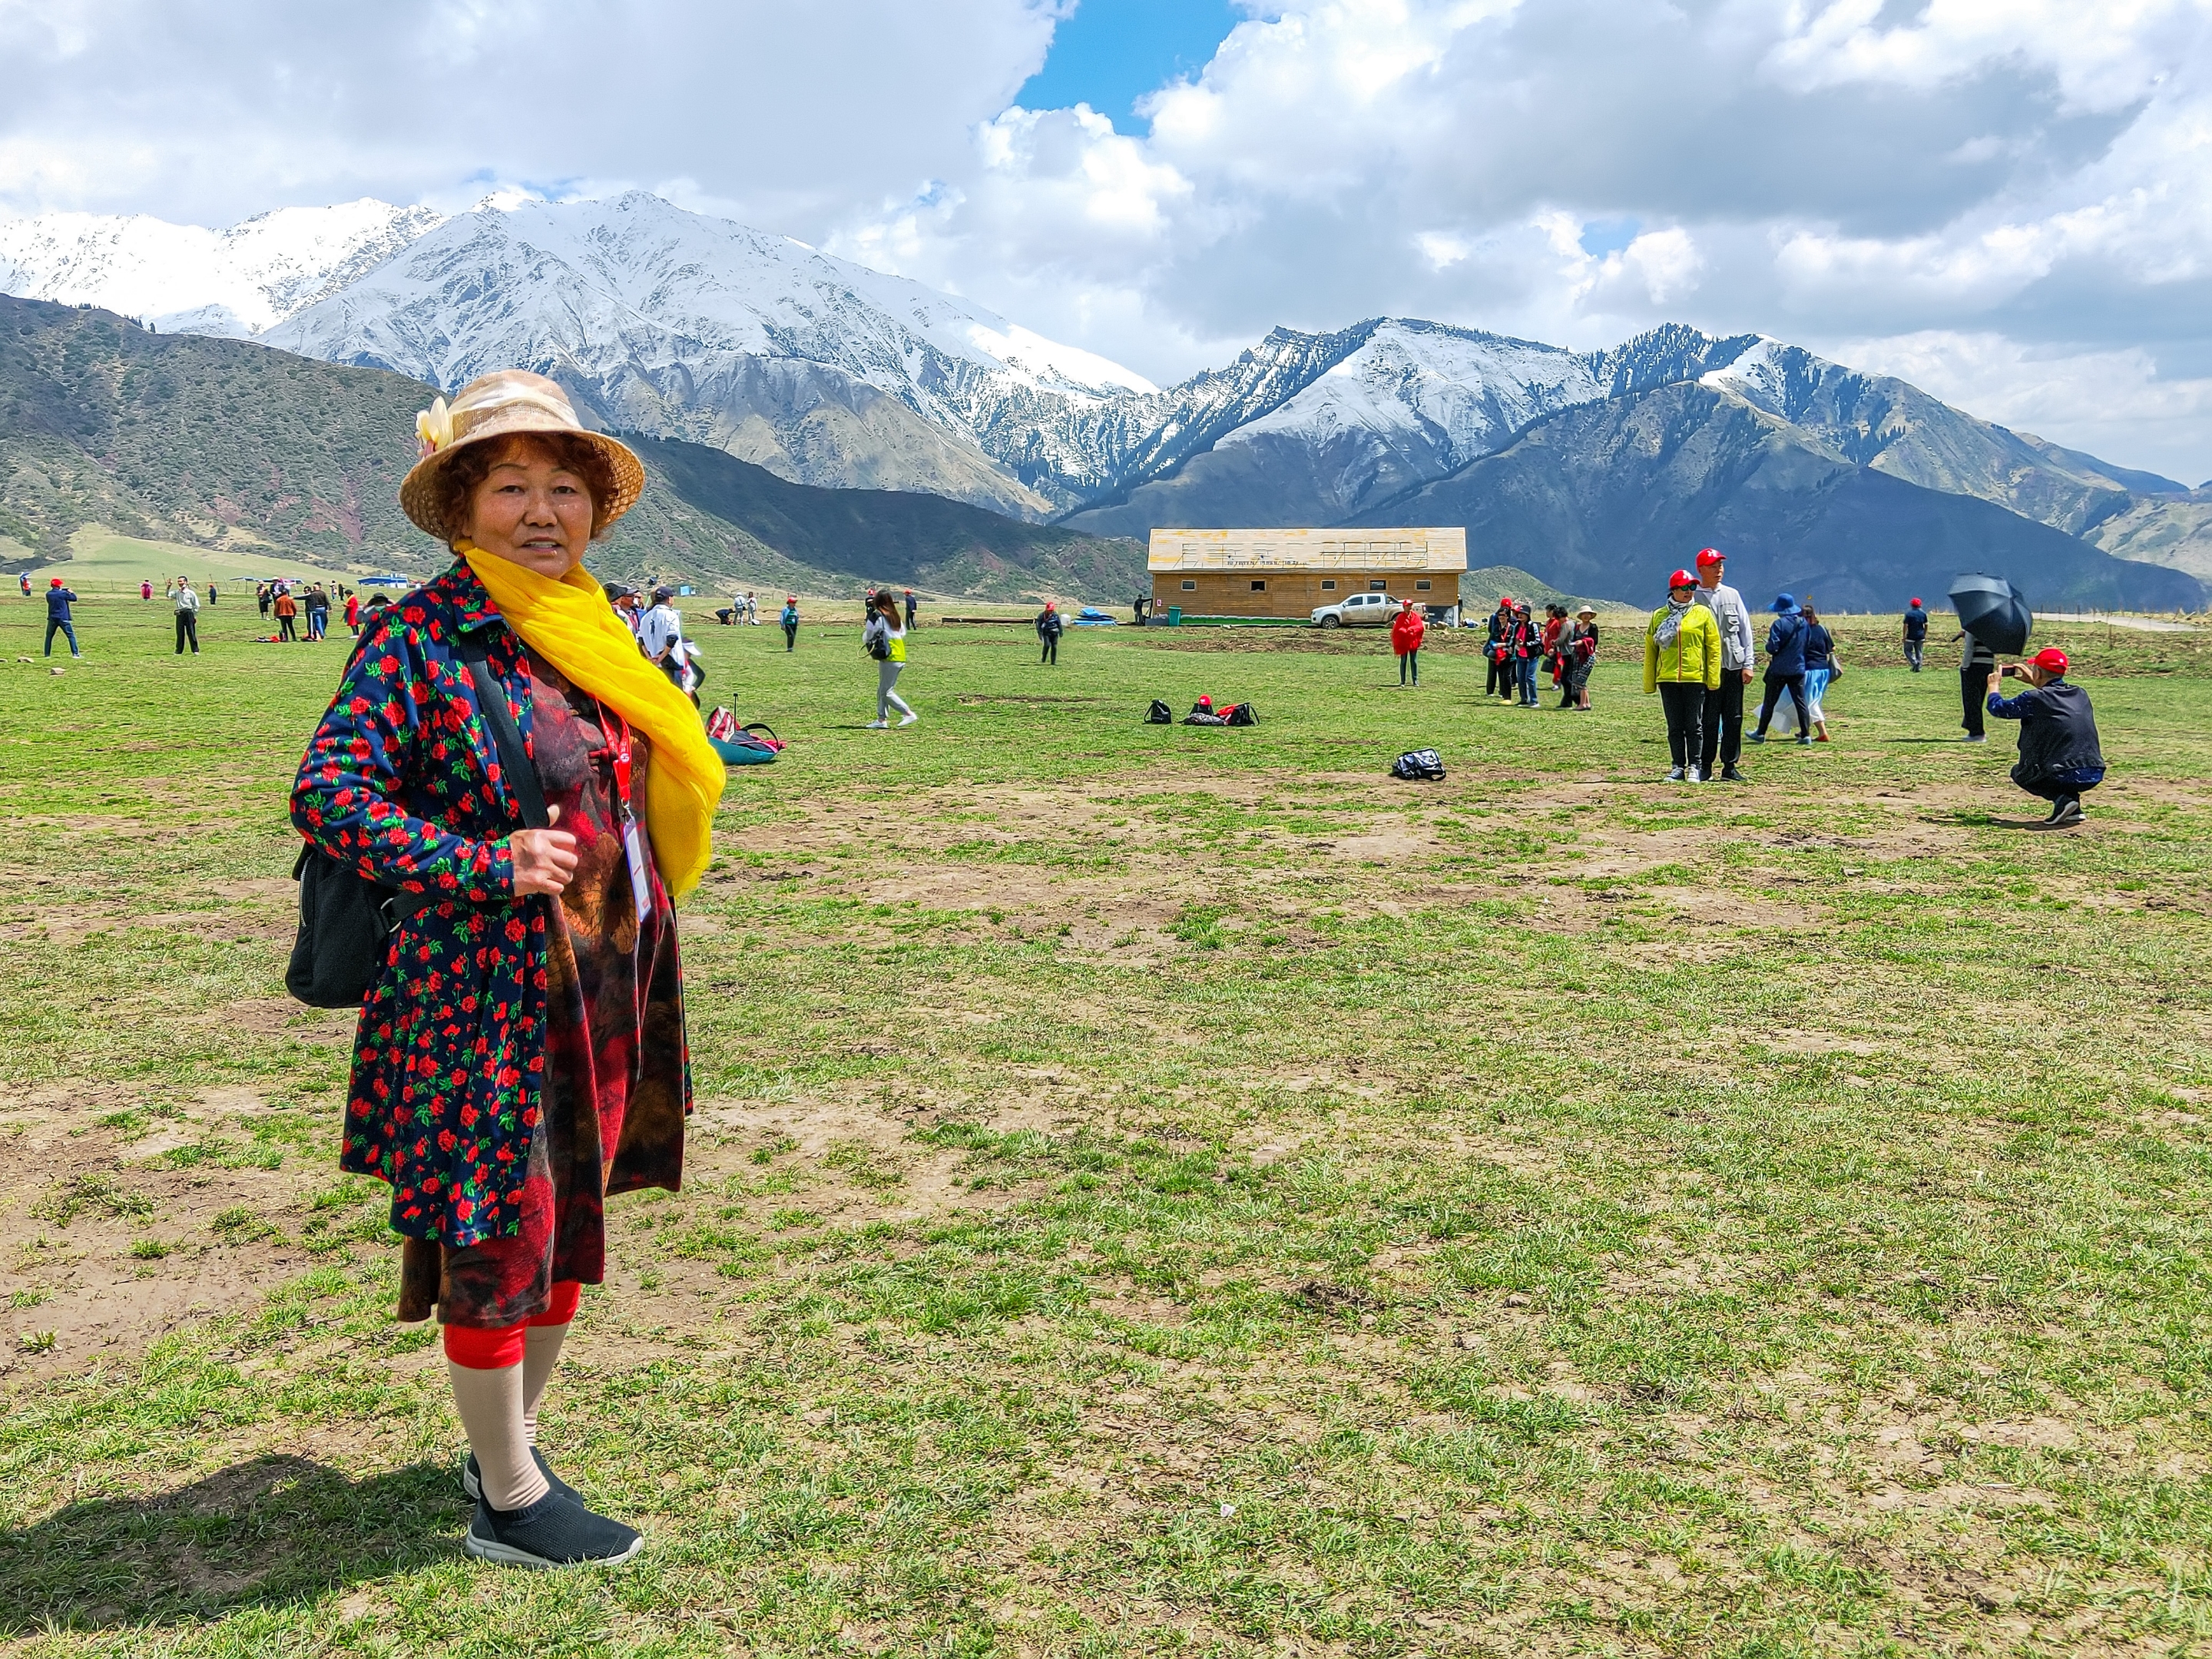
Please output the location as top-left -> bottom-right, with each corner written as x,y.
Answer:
0,1453 -> 460,1634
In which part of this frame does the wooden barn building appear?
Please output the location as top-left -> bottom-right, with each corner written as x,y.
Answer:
1148,528 -> 1469,619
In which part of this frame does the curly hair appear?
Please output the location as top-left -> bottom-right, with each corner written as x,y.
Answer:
428,432 -> 618,544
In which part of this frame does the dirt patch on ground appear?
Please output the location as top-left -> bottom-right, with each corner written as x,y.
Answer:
0,1084 -> 336,1379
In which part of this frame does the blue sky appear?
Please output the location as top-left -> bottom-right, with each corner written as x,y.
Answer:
1018,0 -> 1246,123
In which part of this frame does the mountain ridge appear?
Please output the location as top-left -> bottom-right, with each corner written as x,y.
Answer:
0,295 -> 1141,601
2,190 -> 2202,607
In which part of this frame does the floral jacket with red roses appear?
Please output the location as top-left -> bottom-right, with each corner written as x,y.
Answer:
290,561 -> 555,1247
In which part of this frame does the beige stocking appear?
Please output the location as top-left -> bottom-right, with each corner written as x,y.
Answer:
522,1321 -> 570,1448
447,1359 -> 552,1512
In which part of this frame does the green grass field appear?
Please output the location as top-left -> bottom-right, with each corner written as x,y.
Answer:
2,588 -> 2210,1656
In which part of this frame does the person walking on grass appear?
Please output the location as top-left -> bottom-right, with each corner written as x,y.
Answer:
257,581 -> 272,621
1748,594 -> 1813,748
780,594 -> 800,651
1954,624 -> 1995,741
1800,601 -> 1836,742
273,584 -> 300,642
44,577 -> 81,657
1644,569 -> 1721,781
1902,598 -> 1928,671
1562,604 -> 1599,710
1986,647 -> 2104,830
173,577 -> 200,654
1692,547 -> 1754,781
1036,599 -> 1065,665
292,369 -> 725,1571
1391,595 -> 1425,685
345,591 -> 362,635
17,572 -> 28,599
864,589 -> 916,727
903,588 -> 919,631
207,581 -> 217,607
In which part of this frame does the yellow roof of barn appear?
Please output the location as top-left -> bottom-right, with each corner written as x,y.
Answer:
1147,528 -> 1468,573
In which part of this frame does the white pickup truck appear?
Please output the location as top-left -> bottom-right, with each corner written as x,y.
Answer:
1310,591 -> 1406,628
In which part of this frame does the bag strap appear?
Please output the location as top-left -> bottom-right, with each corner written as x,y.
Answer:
459,647 -> 551,831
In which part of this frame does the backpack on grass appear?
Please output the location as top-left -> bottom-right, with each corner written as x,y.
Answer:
1392,748 -> 1446,781
1224,702 -> 1258,727
1146,699 -> 1173,724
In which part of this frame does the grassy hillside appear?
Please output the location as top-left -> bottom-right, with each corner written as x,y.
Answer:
0,296 -> 432,568
0,296 -> 1146,603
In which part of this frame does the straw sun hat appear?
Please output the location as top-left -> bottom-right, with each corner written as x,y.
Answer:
399,369 -> 644,543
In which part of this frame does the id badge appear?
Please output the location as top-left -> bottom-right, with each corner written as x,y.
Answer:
621,813 -> 653,925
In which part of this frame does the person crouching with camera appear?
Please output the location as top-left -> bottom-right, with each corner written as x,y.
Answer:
1985,645 -> 2104,830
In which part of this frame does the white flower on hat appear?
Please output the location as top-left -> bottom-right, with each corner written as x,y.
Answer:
416,397 -> 454,460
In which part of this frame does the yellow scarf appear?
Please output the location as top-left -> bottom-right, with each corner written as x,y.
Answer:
458,543 -> 725,899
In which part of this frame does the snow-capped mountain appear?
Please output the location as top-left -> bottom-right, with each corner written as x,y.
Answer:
263,191 -> 1158,518
0,200 -> 442,336
0,189 -> 2192,574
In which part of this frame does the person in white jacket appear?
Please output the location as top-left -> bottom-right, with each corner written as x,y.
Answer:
1691,547 -> 1755,781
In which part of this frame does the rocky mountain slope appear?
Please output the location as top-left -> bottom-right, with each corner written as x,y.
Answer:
0,296 -> 1138,600
5,190 -> 2203,607
1349,380 -> 2204,612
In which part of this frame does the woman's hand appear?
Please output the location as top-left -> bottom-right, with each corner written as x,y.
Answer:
510,804 -> 578,897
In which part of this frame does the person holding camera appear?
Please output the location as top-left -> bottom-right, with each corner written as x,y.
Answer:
1985,647 -> 2104,829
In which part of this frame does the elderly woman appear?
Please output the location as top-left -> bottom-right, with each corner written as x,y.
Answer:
291,371 -> 724,1568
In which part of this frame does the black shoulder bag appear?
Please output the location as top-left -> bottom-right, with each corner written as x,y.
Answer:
285,651 -> 550,1008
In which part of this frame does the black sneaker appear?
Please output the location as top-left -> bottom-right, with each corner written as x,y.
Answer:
1720,766 -> 1745,782
1747,731 -> 1767,745
465,1489 -> 644,1569
462,1449 -> 577,1505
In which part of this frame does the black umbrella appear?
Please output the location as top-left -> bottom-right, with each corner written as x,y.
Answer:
1948,574 -> 2032,656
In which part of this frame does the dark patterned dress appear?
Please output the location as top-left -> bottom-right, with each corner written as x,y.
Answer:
398,652 -> 690,1327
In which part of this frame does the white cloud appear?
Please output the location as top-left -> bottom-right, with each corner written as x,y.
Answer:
2,0 -> 2210,477
827,0 -> 2212,475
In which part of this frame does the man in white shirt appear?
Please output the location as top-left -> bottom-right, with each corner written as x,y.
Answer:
1691,547 -> 1755,781
640,586 -> 693,690
172,578 -> 200,655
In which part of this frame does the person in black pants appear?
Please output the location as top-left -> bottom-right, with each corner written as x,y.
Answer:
1748,594 -> 1812,746
1902,598 -> 1928,671
780,595 -> 800,651
1035,600 -> 1063,664
1954,627 -> 1995,740
173,579 -> 200,654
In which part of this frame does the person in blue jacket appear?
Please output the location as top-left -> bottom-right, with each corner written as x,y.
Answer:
1987,646 -> 2104,829
44,578 -> 81,658
1747,593 -> 1812,746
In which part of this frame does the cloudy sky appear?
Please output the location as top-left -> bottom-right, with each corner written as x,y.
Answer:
4,0 -> 2210,481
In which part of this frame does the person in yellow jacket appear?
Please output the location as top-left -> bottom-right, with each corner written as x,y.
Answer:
1644,568 -> 1724,782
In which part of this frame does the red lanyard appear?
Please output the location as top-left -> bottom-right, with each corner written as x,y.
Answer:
601,702 -> 635,820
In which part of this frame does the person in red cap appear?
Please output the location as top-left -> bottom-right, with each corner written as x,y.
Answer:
1902,597 -> 1928,671
1690,547 -> 1754,780
1644,569 -> 1722,781
44,576 -> 81,658
1985,647 -> 2103,827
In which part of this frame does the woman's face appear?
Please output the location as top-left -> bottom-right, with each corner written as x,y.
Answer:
1670,584 -> 1694,604
462,438 -> 594,578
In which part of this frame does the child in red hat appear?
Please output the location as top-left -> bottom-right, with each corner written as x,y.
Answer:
1985,647 -> 2104,829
